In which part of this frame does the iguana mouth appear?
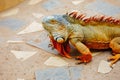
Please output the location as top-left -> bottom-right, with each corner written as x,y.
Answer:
56,37 -> 65,43
49,36 -> 71,58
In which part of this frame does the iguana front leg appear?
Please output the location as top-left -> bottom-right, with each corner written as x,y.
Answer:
70,38 -> 92,64
108,37 -> 120,67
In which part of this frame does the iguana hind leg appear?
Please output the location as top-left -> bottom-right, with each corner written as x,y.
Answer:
109,37 -> 120,66
70,38 -> 92,64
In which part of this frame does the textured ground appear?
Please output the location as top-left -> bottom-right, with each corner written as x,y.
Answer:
0,0 -> 120,80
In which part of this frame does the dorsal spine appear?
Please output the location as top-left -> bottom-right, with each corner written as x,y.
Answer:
66,11 -> 120,26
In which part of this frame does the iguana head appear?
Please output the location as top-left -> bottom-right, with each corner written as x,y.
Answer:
42,15 -> 71,58
42,15 -> 69,43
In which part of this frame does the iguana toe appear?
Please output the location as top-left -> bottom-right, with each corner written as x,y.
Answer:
75,54 -> 92,64
108,54 -> 120,67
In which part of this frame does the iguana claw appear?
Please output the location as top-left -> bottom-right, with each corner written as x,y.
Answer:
108,54 -> 120,67
75,54 -> 92,64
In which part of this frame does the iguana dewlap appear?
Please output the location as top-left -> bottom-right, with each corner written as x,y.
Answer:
42,11 -> 120,66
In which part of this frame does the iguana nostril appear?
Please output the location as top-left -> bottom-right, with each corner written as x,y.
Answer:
56,37 -> 65,43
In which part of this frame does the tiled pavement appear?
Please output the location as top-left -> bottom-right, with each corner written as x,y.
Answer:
0,0 -> 120,80
35,66 -> 82,80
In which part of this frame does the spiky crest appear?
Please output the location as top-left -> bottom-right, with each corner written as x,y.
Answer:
66,11 -> 120,26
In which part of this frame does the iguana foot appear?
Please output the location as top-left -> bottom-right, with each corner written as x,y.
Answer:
48,44 -> 55,50
108,54 -> 120,67
48,43 -> 53,47
75,54 -> 92,64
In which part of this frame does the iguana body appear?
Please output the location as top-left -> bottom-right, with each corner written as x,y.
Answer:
42,11 -> 120,66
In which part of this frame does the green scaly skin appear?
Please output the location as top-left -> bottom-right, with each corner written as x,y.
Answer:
42,13 -> 120,66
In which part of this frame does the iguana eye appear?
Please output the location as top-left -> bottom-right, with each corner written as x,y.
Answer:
50,20 -> 57,24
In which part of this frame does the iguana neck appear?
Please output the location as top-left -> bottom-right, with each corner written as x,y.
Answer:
63,14 -> 85,26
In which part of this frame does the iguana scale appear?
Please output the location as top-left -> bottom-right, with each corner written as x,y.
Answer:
42,11 -> 120,66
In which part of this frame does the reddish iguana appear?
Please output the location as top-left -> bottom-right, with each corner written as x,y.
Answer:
42,11 -> 120,66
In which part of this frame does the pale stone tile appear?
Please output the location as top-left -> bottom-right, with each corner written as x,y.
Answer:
17,78 -> 25,80
35,66 -> 82,80
7,40 -> 24,43
72,0 -> 84,5
28,0 -> 42,5
7,37 -> 24,43
98,60 -> 114,73
17,21 -> 44,35
35,67 -> 70,80
11,50 -> 37,61
44,56 -> 69,67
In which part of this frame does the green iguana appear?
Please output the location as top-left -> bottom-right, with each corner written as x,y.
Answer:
42,11 -> 120,66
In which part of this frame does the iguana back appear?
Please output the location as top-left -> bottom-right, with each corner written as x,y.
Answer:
64,11 -> 120,43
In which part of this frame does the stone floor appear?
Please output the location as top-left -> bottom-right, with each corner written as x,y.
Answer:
0,0 -> 120,80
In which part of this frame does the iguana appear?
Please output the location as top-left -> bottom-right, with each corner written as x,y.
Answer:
42,11 -> 120,66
